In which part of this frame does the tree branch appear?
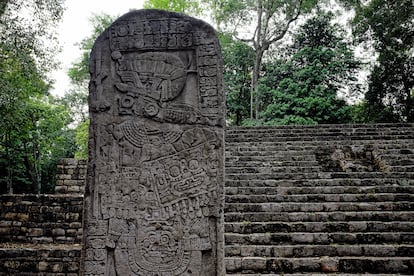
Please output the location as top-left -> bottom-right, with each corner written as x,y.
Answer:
268,0 -> 303,44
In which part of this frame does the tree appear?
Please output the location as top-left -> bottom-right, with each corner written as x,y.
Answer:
259,11 -> 361,125
211,0 -> 319,120
0,0 -> 65,75
0,90 -> 76,194
143,0 -> 203,16
65,14 -> 116,159
344,0 -> 414,122
68,14 -> 116,88
74,120 -> 89,159
220,33 -> 254,125
0,0 -> 73,194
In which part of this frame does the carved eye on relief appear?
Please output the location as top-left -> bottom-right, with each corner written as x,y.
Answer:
160,234 -> 170,245
169,165 -> 181,177
120,96 -> 134,108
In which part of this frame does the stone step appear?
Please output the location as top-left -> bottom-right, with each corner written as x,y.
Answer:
225,232 -> 414,245
226,184 -> 414,196
225,244 -> 414,258
227,127 -> 414,133
387,157 -> 414,166
225,166 -> 414,174
226,125 -> 414,134
226,142 -> 414,151
226,134 -> 414,143
225,211 -> 414,223
225,160 -> 320,168
225,272 -> 412,276
226,129 -> 414,137
225,201 -> 414,213
225,193 -> 414,203
225,154 -> 414,165
225,178 -> 413,188
225,166 -> 322,174
226,149 -> 316,157
224,256 -> 414,274
226,155 -> 317,162
226,123 -> 414,131
226,171 -> 414,181
225,221 -> 414,234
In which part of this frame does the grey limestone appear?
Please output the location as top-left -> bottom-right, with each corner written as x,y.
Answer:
82,9 -> 225,276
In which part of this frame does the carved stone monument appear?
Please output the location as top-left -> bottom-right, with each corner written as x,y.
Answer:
81,9 -> 225,275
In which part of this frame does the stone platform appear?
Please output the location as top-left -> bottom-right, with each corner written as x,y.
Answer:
1,123 -> 413,275
225,123 -> 414,274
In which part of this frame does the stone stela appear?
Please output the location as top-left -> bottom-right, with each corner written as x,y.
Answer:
81,10 -> 225,275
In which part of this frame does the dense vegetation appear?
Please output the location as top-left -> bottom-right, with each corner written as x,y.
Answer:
1,0 -> 413,193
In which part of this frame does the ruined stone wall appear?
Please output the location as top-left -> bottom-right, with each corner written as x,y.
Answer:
0,195 -> 83,275
0,247 -> 81,275
0,195 -> 83,245
55,159 -> 87,195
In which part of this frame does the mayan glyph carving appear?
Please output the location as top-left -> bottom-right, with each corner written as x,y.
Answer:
82,10 -> 225,276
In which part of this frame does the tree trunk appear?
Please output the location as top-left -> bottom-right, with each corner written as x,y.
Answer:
252,49 -> 264,121
33,143 -> 41,194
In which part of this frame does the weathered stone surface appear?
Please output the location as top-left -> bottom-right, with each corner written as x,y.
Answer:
82,9 -> 225,275
224,124 -> 414,275
55,159 -> 87,195
0,195 -> 83,244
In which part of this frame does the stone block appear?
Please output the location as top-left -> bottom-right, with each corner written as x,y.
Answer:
69,222 -> 82,229
225,258 -> 242,272
27,228 -> 43,237
63,180 -> 78,186
321,256 -> 339,273
38,261 -> 49,271
51,228 -> 65,236
54,186 -> 67,193
56,174 -> 72,180
52,262 -> 64,272
32,237 -> 53,243
67,185 -> 80,193
82,9 -> 225,275
242,257 -> 267,271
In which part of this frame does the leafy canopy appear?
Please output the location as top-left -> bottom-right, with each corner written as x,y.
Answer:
259,11 -> 361,125
143,0 -> 203,16
341,0 -> 414,122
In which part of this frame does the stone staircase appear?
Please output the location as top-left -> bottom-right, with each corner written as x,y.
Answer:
1,123 -> 413,275
224,123 -> 414,275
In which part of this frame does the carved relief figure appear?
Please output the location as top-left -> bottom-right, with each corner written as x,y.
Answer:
82,9 -> 224,276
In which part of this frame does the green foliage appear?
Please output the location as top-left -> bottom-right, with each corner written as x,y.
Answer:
259,11 -> 360,125
0,0 -> 75,194
348,0 -> 414,122
143,0 -> 203,15
75,120 -> 89,159
211,0 -> 318,32
211,0 -> 320,120
350,101 -> 398,124
60,89 -> 89,124
220,33 -> 254,125
0,0 -> 65,75
65,14 -> 116,160
0,93 -> 76,194
68,14 -> 116,86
